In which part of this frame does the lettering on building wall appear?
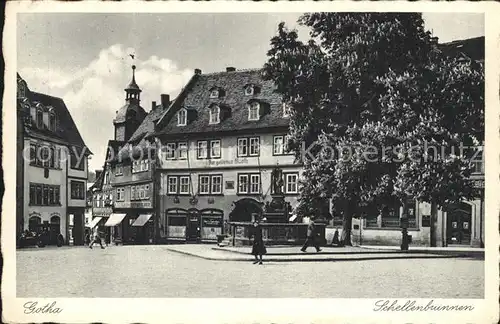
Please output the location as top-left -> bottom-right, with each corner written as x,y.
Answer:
205,158 -> 248,167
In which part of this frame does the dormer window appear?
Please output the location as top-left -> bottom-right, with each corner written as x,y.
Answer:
209,105 -> 220,124
248,102 -> 260,121
210,89 -> 220,99
48,112 -> 56,131
36,108 -> 44,128
283,103 -> 291,118
177,108 -> 187,126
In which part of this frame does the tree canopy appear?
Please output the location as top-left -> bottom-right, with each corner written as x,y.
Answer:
264,13 -> 484,245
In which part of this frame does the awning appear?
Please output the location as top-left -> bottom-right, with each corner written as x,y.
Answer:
132,214 -> 153,227
87,217 -> 102,229
104,213 -> 126,227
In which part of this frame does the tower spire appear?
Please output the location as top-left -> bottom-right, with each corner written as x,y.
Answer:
125,64 -> 141,102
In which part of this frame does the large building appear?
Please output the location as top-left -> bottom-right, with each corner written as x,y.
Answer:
16,73 -> 91,246
151,67 -> 302,243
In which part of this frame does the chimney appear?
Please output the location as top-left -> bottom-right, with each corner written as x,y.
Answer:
194,68 -> 202,75
161,94 -> 170,107
226,67 -> 236,72
430,36 -> 439,45
151,101 -> 157,111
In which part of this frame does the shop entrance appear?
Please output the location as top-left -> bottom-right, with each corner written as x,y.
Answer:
447,203 -> 472,245
186,209 -> 201,242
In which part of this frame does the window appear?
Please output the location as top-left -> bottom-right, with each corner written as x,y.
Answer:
29,183 -> 60,206
273,135 -> 292,155
237,173 -> 260,194
381,205 -> 400,228
71,181 -> 85,200
167,176 -> 178,195
199,175 -> 210,194
54,187 -> 60,205
283,103 -> 291,117
210,140 -> 221,159
29,143 -> 36,164
165,143 -> 176,160
248,102 -> 260,121
37,109 -> 43,128
199,175 -> 222,195
285,173 -> 299,194
197,141 -> 208,159
178,142 -> 188,160
250,174 -> 260,194
132,160 -> 149,173
49,113 -> 56,131
209,106 -> 220,124
116,188 -> 125,201
40,146 -> 50,168
274,136 -> 284,155
70,150 -> 85,170
177,109 -> 187,126
210,89 -> 219,98
249,137 -> 260,156
104,171 -> 110,184
115,164 -> 123,176
237,137 -> 259,157
165,142 -> 187,160
179,176 -> 190,194
211,175 -> 222,194
245,86 -> 254,96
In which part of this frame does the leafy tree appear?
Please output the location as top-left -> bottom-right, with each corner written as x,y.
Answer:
264,13 -> 484,246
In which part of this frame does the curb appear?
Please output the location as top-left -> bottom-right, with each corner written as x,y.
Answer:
360,246 -> 485,258
212,247 -> 485,259
166,248 -> 477,262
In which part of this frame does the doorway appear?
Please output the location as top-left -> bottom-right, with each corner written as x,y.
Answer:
446,203 -> 472,245
186,209 -> 201,242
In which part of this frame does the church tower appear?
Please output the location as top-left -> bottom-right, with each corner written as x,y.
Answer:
113,65 -> 147,142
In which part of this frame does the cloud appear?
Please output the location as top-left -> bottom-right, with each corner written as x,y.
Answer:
19,44 -> 193,172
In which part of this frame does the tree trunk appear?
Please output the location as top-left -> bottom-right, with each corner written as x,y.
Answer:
429,201 -> 438,247
340,202 -> 353,246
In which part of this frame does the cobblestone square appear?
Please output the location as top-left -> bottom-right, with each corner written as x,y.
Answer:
17,245 -> 484,298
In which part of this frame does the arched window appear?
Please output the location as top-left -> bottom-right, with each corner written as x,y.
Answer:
177,109 -> 187,126
209,105 -> 220,124
49,112 -> 56,131
36,109 -> 44,128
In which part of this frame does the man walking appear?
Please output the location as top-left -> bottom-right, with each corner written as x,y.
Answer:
89,230 -> 105,249
301,219 -> 322,252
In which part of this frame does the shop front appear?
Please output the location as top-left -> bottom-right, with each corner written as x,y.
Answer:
164,208 -> 223,243
91,206 -> 112,244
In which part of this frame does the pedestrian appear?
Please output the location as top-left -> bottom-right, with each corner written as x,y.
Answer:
89,230 -> 105,249
301,219 -> 322,252
331,227 -> 340,247
250,220 -> 266,265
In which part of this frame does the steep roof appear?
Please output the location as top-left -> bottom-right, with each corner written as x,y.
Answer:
113,101 -> 147,124
154,68 -> 288,137
18,74 -> 92,154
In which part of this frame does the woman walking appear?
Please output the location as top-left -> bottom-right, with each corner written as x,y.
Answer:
251,220 -> 266,265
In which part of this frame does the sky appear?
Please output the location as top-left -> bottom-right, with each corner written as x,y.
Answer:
17,13 -> 484,172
